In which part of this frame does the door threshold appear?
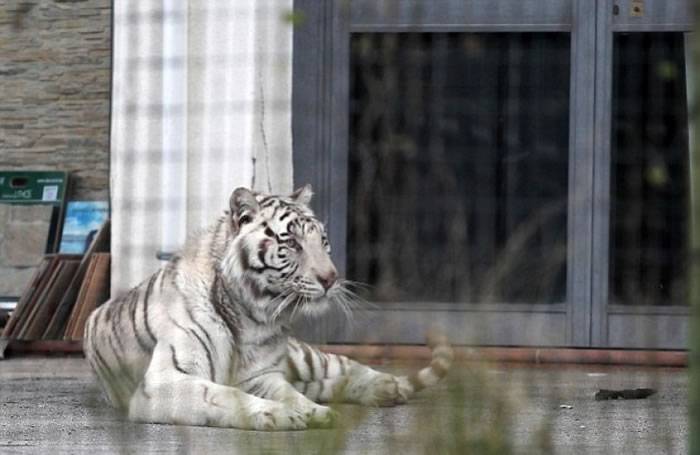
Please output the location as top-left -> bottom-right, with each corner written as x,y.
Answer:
319,344 -> 687,367
1,340 -> 687,367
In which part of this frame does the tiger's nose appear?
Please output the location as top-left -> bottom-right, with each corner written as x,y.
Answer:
316,270 -> 337,291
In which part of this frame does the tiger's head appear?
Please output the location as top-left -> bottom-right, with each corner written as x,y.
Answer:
223,185 -> 352,321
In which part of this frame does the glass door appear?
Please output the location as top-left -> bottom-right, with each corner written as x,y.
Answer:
591,0 -> 693,348
293,0 -> 596,346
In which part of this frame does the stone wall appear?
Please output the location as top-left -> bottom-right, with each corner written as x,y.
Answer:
0,0 -> 111,200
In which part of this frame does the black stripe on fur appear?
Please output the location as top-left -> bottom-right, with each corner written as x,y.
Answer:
170,345 -> 187,374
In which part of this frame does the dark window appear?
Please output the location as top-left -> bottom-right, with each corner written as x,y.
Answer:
610,32 -> 689,306
347,33 -> 570,303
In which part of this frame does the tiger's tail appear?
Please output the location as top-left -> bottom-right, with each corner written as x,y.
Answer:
403,333 -> 454,393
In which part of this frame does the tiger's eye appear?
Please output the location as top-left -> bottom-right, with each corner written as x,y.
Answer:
264,227 -> 275,237
285,238 -> 301,250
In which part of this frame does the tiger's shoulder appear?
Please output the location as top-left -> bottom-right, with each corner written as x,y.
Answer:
161,215 -> 232,289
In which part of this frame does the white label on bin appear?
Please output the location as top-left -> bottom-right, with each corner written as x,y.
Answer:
42,185 -> 58,201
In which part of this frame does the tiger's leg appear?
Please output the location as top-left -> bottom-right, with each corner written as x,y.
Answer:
238,372 -> 338,428
286,338 -> 413,407
127,342 -> 309,430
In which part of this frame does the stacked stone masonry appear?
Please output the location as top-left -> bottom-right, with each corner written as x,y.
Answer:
0,0 -> 111,200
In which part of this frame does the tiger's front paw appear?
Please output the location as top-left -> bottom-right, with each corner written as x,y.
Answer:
251,404 -> 308,431
351,373 -> 411,407
303,404 -> 338,429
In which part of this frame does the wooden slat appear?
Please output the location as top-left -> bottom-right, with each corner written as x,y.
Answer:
5,340 -> 83,356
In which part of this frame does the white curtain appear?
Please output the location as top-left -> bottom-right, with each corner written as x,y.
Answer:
110,1 -> 294,294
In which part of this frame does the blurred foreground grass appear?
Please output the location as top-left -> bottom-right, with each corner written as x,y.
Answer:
295,362 -> 553,455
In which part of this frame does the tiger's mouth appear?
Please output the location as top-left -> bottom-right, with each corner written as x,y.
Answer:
265,293 -> 325,322
268,280 -> 364,323
298,295 -> 333,317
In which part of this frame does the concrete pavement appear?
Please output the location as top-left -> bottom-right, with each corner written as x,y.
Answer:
0,357 -> 687,454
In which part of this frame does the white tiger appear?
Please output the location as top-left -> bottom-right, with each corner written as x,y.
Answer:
83,186 -> 452,430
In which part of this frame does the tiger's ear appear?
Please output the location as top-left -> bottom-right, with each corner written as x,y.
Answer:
291,184 -> 313,205
229,187 -> 259,230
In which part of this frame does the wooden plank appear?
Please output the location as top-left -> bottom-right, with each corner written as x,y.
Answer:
63,255 -> 98,339
13,256 -> 62,339
44,220 -> 109,339
66,253 -> 110,340
22,259 -> 80,340
5,339 -> 83,355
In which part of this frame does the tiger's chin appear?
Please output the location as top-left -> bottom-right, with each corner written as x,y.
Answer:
296,296 -> 333,319
268,287 -> 352,323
